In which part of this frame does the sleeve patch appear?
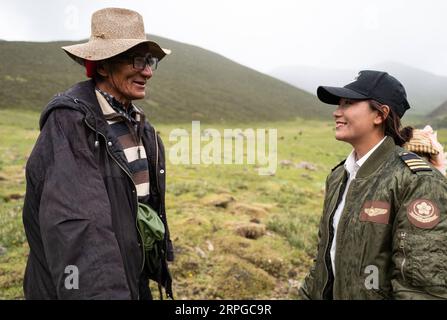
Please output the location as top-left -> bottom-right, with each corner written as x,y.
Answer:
407,199 -> 440,229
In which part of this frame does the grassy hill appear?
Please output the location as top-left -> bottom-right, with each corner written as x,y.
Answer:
428,100 -> 447,128
429,100 -> 447,118
0,36 -> 330,123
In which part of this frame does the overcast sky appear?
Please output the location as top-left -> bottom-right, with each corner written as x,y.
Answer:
1,0 -> 447,76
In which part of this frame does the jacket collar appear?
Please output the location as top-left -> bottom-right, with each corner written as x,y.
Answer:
356,136 -> 396,179
40,80 -> 157,177
42,79 -> 155,134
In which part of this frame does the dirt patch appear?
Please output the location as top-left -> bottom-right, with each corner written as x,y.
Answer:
235,223 -> 266,240
230,202 -> 269,219
202,194 -> 235,208
211,255 -> 275,299
3,194 -> 24,202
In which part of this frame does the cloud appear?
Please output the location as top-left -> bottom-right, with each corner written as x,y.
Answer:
1,0 -> 446,76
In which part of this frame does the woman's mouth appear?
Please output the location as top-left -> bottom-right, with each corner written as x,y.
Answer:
335,121 -> 347,129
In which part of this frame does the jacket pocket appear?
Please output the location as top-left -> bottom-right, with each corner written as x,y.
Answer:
405,233 -> 447,287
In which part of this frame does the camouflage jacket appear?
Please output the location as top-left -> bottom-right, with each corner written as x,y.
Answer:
299,136 -> 447,300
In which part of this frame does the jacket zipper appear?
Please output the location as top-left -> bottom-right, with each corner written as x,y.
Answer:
153,127 -> 166,256
154,127 -> 161,199
399,231 -> 407,282
322,178 -> 347,299
84,119 -> 146,274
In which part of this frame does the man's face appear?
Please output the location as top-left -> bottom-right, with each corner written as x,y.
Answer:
102,44 -> 154,103
333,99 -> 380,145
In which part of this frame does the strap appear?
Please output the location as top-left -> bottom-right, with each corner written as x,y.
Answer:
400,152 -> 432,173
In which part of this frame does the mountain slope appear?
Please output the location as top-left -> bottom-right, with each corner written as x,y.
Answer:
0,36 -> 330,123
270,62 -> 447,116
429,100 -> 447,118
428,100 -> 447,128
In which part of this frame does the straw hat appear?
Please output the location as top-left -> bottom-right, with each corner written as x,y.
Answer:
62,8 -> 171,65
404,129 -> 440,156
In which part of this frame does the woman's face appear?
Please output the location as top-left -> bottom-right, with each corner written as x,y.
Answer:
333,99 -> 382,145
100,45 -> 153,104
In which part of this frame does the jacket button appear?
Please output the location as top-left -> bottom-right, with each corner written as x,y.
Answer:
160,169 -> 165,174
108,141 -> 113,146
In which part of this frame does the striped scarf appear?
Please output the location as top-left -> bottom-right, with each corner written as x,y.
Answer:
95,88 -> 150,202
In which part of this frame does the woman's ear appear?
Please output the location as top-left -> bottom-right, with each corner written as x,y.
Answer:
374,105 -> 390,125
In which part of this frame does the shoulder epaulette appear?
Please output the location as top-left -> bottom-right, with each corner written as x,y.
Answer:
331,159 -> 346,172
399,152 -> 432,173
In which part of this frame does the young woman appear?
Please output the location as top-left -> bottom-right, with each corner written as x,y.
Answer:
299,70 -> 447,299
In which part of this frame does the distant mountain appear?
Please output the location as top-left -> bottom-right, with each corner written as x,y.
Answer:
269,62 -> 447,116
0,36 -> 330,123
429,100 -> 447,118
427,100 -> 447,128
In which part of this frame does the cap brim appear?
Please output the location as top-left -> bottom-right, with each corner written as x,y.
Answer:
317,86 -> 369,105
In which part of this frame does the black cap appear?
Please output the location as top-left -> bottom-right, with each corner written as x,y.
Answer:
317,70 -> 411,118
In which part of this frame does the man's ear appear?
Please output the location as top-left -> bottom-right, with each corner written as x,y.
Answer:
96,61 -> 109,78
374,105 -> 390,125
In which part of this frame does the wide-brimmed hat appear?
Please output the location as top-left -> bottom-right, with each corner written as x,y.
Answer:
62,8 -> 170,65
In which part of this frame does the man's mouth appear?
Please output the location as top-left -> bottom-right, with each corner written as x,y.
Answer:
133,80 -> 146,87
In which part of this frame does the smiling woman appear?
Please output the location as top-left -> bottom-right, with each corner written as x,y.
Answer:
22,7 -> 175,300
299,70 -> 447,300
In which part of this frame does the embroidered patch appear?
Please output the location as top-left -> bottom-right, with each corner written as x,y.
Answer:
407,199 -> 440,229
360,201 -> 391,224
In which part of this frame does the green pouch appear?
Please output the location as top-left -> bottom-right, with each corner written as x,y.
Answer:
137,203 -> 165,251
137,203 -> 169,298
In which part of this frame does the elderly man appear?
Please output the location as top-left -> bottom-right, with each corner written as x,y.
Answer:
22,8 -> 174,300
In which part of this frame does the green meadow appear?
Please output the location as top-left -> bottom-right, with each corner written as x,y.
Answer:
2,108 -> 444,299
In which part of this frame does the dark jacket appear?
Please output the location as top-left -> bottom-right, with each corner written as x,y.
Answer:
299,137 -> 447,299
22,80 -> 174,300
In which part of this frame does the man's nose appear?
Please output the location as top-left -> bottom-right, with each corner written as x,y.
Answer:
141,65 -> 153,78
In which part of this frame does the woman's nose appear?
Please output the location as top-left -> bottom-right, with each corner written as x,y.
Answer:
333,106 -> 342,118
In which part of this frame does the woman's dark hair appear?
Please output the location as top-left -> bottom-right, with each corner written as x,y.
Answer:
368,100 -> 413,146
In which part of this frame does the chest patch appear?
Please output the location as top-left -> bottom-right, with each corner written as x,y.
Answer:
360,201 -> 391,224
407,199 -> 440,229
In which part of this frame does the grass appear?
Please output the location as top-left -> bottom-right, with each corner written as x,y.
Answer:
1,108 -> 446,299
0,109 -> 39,299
